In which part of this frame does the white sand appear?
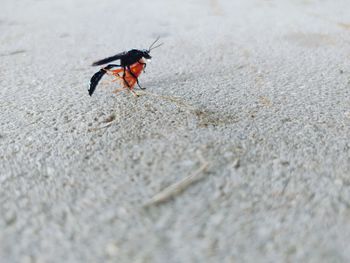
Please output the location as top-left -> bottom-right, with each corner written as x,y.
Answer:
1,0 -> 350,262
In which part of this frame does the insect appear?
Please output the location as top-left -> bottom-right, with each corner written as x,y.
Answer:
89,37 -> 163,96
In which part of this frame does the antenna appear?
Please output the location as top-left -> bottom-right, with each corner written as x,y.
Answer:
148,36 -> 164,51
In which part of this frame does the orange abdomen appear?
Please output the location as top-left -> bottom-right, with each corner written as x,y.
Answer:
110,62 -> 145,89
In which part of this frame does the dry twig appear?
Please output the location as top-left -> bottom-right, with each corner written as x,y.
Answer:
144,152 -> 210,206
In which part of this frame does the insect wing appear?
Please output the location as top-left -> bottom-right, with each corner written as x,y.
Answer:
92,51 -> 127,66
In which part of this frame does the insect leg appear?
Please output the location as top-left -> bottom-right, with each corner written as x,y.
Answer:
103,64 -> 122,74
122,66 -> 131,88
127,65 -> 145,90
105,64 -> 121,68
139,62 -> 147,73
112,87 -> 126,94
130,89 -> 139,97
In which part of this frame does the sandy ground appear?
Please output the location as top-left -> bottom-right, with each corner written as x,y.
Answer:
1,0 -> 350,262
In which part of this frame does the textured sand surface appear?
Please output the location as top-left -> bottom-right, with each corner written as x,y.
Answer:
1,0 -> 350,262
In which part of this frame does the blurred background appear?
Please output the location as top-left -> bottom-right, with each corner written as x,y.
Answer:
1,0 -> 350,262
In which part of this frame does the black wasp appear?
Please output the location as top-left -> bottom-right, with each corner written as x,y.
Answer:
89,37 -> 163,96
